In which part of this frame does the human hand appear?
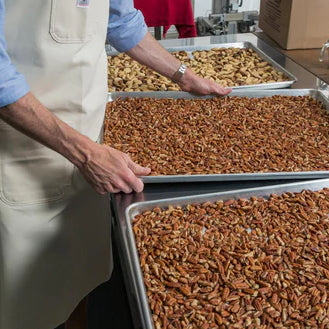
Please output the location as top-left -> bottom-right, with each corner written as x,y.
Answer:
77,144 -> 150,194
178,69 -> 232,96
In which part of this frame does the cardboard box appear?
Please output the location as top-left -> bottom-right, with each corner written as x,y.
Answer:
259,0 -> 329,50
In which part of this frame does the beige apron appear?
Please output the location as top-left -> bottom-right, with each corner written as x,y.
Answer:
1,1 -> 111,329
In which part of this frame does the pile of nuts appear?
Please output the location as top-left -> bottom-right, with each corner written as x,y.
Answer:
104,95 -> 329,175
133,188 -> 329,328
107,51 -> 183,92
107,47 -> 289,91
189,48 -> 288,87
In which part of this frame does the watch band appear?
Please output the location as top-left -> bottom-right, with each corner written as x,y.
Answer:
171,64 -> 187,83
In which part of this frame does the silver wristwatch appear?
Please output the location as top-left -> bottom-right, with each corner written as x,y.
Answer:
171,64 -> 187,83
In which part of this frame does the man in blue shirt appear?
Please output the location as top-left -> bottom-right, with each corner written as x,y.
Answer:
0,1 -> 230,329
0,0 -> 230,193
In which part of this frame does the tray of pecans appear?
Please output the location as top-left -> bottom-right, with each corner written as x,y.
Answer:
123,179 -> 329,329
106,42 -> 297,92
105,89 -> 329,183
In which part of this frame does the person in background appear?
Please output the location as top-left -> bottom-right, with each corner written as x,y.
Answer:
0,0 -> 231,328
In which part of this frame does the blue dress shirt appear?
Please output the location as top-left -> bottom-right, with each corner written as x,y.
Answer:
0,0 -> 147,107
0,0 -> 29,107
107,0 -> 148,52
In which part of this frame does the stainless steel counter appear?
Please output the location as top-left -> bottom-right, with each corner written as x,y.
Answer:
110,33 -> 329,329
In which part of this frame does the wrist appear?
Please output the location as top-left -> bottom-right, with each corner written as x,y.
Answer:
177,68 -> 194,91
63,133 -> 96,169
171,63 -> 187,84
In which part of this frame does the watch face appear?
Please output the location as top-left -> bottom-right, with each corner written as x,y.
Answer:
172,64 -> 187,83
179,64 -> 187,73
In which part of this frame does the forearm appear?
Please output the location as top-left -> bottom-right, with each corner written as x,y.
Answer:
0,92 -> 92,167
126,31 -> 181,80
0,92 -> 150,194
126,32 -> 231,95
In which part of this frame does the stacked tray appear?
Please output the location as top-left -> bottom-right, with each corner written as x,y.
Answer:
106,42 -> 297,91
121,179 -> 329,329
108,40 -> 329,328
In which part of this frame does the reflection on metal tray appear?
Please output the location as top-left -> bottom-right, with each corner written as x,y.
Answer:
122,179 -> 329,329
107,88 -> 329,183
106,42 -> 297,90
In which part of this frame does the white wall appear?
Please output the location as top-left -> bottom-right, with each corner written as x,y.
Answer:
238,0 -> 260,12
193,0 -> 260,18
194,0 -> 213,18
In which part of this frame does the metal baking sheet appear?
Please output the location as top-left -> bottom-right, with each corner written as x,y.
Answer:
122,178 -> 329,329
106,42 -> 297,90
107,88 -> 329,183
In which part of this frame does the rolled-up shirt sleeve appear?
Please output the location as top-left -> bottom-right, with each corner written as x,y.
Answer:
107,0 -> 148,53
0,0 -> 29,107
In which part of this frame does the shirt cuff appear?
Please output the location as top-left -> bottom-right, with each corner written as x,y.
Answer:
0,68 -> 29,107
107,9 -> 148,53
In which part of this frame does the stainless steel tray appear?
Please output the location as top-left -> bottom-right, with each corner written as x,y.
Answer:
123,179 -> 329,329
106,42 -> 297,90
107,88 -> 329,183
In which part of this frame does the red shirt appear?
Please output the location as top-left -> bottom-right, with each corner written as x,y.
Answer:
133,0 -> 197,38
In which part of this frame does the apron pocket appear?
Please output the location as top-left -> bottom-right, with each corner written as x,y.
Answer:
50,0 -> 96,43
0,124 -> 74,206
